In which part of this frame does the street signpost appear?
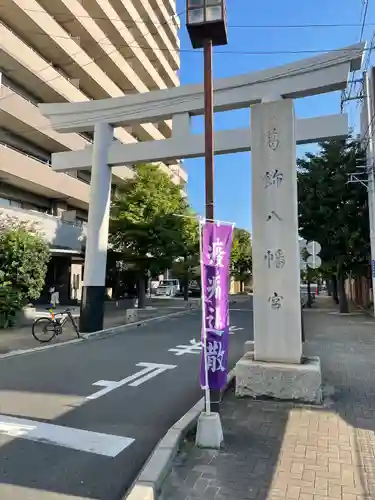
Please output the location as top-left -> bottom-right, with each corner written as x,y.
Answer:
300,240 -> 322,270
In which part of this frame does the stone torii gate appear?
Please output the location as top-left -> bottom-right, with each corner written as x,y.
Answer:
40,43 -> 364,401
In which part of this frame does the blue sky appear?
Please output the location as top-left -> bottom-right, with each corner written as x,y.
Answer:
175,0 -> 375,231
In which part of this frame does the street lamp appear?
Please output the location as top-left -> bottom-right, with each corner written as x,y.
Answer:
186,0 -> 228,223
186,0 -> 228,49
186,0 -> 228,414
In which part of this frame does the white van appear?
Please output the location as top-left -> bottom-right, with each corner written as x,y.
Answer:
156,279 -> 180,297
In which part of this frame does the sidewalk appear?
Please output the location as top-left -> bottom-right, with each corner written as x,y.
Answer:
161,295 -> 375,500
0,300 -> 197,354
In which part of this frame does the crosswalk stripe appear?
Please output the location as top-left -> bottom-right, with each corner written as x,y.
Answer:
0,414 -> 134,457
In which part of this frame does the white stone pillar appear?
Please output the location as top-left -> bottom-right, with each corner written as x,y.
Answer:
235,98 -> 322,403
80,122 -> 113,333
251,98 -> 302,363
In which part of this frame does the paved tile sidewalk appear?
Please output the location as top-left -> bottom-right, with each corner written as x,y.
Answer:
161,296 -> 375,500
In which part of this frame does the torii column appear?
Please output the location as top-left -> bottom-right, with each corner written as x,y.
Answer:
235,97 -> 322,403
80,122 -> 113,333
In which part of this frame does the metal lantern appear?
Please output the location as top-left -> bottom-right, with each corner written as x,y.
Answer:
186,0 -> 228,48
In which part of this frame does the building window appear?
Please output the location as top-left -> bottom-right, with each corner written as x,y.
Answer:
0,128 -> 51,164
1,75 -> 41,105
0,196 -> 22,208
76,216 -> 87,225
77,171 -> 91,184
10,199 -> 22,208
0,197 -> 10,206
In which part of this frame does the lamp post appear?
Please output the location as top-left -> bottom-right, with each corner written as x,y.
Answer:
186,0 -> 228,414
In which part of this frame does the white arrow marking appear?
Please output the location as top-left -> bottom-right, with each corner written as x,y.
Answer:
0,415 -> 134,457
229,325 -> 244,334
168,339 -> 202,356
86,362 -> 177,400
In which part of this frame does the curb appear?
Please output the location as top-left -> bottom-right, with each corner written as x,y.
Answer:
83,305 -> 198,341
123,369 -> 236,500
229,296 -> 250,304
0,306 -> 199,361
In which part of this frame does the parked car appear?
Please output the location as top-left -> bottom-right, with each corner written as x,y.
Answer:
188,279 -> 201,297
155,279 -> 180,297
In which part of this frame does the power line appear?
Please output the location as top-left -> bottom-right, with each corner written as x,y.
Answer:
360,0 -> 370,40
10,25 -> 375,45
7,4 -> 375,30
2,47 -> 366,139
0,7 -> 370,144
0,25 -> 370,107
0,7 -> 188,144
0,0 -> 183,93
0,8 -> 186,102
2,38 -> 373,72
0,3 -> 180,36
229,22 -> 375,29
342,0 -> 370,113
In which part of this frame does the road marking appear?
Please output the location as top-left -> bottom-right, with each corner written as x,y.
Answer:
229,325 -> 244,334
168,339 -> 202,356
230,308 -> 253,311
0,414 -> 134,457
87,362 -> 177,400
168,326 -> 244,355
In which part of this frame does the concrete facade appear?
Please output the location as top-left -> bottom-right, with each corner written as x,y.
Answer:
0,0 -> 185,303
0,0 -> 185,226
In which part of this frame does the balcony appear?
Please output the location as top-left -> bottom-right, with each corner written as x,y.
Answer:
2,0 -> 170,139
164,0 -> 178,18
0,144 -> 90,210
0,204 -> 87,252
75,0 -> 179,90
0,20 -> 167,142
112,0 -> 180,72
0,0 -> 172,93
0,81 -> 140,186
146,0 -> 180,49
0,83 -> 89,153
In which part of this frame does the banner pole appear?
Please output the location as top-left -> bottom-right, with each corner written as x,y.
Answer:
199,218 -> 211,415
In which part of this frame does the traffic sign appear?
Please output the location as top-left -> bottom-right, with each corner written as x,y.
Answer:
306,241 -> 321,256
307,254 -> 322,269
299,239 -> 322,269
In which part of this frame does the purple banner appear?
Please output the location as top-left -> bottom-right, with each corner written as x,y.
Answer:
200,222 -> 234,391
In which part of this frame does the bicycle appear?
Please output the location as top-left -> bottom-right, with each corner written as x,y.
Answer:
32,307 -> 81,343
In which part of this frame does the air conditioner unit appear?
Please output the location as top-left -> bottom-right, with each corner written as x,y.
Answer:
61,210 -> 76,222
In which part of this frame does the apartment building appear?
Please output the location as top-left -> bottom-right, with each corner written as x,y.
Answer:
0,0 -> 186,303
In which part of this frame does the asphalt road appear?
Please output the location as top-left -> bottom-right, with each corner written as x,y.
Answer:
0,297 -> 253,500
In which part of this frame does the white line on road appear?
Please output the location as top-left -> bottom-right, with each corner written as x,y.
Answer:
229,325 -> 244,334
168,339 -> 202,356
0,415 -> 134,457
86,362 -> 177,400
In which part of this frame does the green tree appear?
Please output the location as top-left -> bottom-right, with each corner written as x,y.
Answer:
110,163 -> 188,306
231,228 -> 252,291
0,215 -> 50,323
170,210 -> 200,300
297,137 -> 369,313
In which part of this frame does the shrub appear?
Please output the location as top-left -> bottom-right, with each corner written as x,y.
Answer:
0,215 -> 50,327
0,282 -> 23,328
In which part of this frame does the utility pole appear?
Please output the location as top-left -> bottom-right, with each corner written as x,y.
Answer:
204,38 -> 214,223
186,0 -> 228,417
202,38 -> 221,413
364,69 -> 375,316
